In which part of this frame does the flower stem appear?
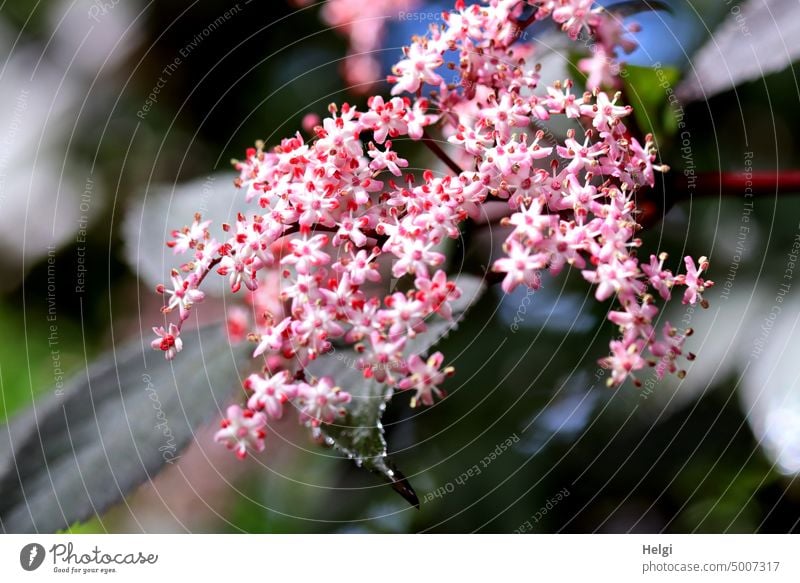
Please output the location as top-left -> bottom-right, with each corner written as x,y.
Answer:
515,12 -> 538,32
195,256 -> 221,288
174,256 -> 221,333
421,129 -> 463,174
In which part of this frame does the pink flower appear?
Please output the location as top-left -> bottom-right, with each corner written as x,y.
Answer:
551,0 -> 601,39
245,371 -> 298,420
282,234 -> 331,275
398,352 -> 453,407
448,123 -> 493,156
296,377 -> 351,427
214,405 -> 267,459
157,270 -> 205,321
389,41 -> 443,95
641,253 -> 674,300
414,269 -> 461,320
504,197 -> 556,242
650,322 -> 690,379
334,248 -> 381,285
168,215 -> 211,254
677,255 -> 712,306
318,273 -> 362,313
217,251 -> 260,293
582,257 -> 642,302
315,103 -> 362,158
556,174 -> 601,214
150,323 -> 183,360
601,340 -> 647,386
357,331 -> 407,383
543,79 -> 583,118
578,47 -> 620,91
608,298 -> 659,345
387,233 -> 445,278
360,96 -> 409,143
333,212 -> 372,248
405,98 -> 438,139
627,136 -> 664,188
253,316 -> 292,358
379,292 -> 427,340
556,131 -> 607,173
580,91 -> 631,134
480,93 -> 531,141
368,141 -> 409,176
493,239 -> 547,294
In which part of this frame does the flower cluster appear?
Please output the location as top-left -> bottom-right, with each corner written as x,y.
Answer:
292,0 -> 421,94
385,0 -> 713,386
153,0 -> 713,459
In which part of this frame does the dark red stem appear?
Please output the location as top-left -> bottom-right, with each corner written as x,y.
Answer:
675,170 -> 800,198
173,255 -> 221,332
421,129 -> 463,174
515,12 -> 538,32
194,256 -> 221,288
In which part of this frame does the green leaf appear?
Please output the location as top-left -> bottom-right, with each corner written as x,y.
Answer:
304,275 -> 486,507
623,64 -> 681,138
0,325 -> 251,533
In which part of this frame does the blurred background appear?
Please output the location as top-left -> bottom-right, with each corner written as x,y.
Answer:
1,0 -> 799,533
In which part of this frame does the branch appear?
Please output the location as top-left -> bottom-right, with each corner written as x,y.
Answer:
515,11 -> 538,32
421,129 -> 463,174
638,169 -> 800,228
194,256 -> 221,288
676,170 -> 800,198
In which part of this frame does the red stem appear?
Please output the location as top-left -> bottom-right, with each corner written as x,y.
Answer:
515,12 -> 538,32
676,170 -> 800,198
194,256 -> 221,288
173,255 -> 222,332
421,129 -> 463,174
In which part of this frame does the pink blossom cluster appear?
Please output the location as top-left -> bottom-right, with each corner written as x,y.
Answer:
577,7 -> 640,90
534,0 -> 642,90
292,0 -> 420,94
152,0 -> 713,459
383,0 -> 713,385
155,93 -> 454,457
